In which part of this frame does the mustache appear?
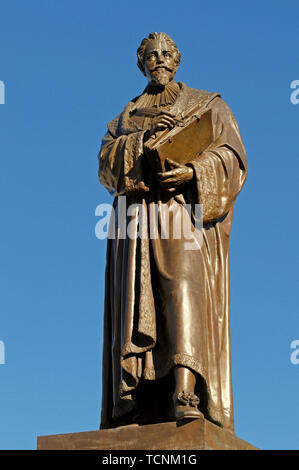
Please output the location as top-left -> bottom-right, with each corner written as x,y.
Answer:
152,65 -> 173,72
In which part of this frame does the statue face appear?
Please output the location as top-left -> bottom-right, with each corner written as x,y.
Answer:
144,39 -> 178,86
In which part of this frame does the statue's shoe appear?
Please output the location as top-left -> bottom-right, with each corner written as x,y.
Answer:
173,390 -> 203,424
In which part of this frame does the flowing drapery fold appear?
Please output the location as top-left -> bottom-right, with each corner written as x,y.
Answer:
98,82 -> 247,431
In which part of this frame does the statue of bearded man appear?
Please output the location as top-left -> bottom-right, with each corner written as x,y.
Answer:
98,32 -> 247,432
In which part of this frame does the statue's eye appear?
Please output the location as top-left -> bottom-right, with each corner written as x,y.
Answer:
164,52 -> 171,57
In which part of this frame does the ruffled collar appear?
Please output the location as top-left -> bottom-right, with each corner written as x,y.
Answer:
134,80 -> 181,108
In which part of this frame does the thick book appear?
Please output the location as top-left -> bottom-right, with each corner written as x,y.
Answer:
144,108 -> 213,171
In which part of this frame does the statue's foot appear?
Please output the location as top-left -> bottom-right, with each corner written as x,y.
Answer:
173,390 -> 203,424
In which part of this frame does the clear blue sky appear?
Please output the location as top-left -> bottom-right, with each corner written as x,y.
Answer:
0,0 -> 298,450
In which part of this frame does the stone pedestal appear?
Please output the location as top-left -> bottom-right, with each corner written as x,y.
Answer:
37,418 -> 257,450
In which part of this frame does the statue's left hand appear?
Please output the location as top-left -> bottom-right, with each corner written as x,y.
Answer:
157,159 -> 194,192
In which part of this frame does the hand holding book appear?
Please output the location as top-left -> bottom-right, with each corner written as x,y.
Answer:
144,108 -> 213,173
157,158 -> 194,193
148,111 -> 177,136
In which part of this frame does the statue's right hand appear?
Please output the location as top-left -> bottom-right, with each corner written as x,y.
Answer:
149,111 -> 176,136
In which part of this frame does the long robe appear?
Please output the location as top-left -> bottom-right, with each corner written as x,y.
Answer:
98,82 -> 247,432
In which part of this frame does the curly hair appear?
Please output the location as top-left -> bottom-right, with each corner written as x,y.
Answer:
137,32 -> 181,75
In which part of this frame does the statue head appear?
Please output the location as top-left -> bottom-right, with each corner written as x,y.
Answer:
137,32 -> 181,86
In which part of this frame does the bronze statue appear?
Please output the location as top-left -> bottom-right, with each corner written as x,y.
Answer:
98,32 -> 247,432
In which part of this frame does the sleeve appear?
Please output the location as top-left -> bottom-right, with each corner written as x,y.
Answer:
187,97 -> 247,223
98,115 -> 151,196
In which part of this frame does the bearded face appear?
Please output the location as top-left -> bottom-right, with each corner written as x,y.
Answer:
143,39 -> 178,86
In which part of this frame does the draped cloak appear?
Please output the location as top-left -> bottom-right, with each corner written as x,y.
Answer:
98,82 -> 247,432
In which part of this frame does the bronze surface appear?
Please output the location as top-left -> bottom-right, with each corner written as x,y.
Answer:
145,109 -> 213,171
98,32 -> 247,433
37,419 -> 257,450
